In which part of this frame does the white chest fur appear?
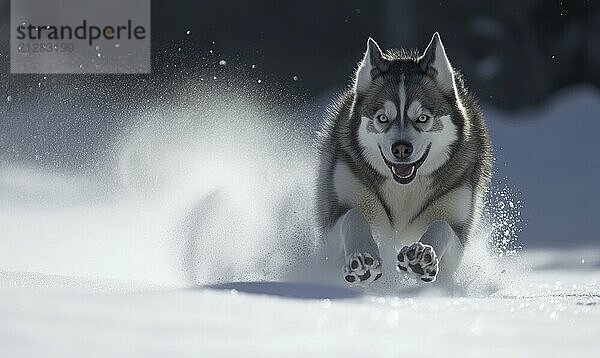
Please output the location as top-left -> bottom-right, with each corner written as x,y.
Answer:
378,177 -> 432,242
333,161 -> 472,246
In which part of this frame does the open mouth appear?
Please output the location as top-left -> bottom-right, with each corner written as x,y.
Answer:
379,144 -> 431,184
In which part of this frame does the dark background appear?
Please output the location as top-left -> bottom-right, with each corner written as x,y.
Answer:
1,0 -> 598,106
149,0 -> 598,109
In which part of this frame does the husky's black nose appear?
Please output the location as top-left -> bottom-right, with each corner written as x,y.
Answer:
392,141 -> 413,159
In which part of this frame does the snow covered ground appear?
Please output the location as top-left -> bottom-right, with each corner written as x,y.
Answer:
1,86 -> 599,356
1,249 -> 599,357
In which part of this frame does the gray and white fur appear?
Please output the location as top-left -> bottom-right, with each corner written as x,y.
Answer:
316,33 -> 492,286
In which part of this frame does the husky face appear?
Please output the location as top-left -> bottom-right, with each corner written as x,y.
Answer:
354,34 -> 461,185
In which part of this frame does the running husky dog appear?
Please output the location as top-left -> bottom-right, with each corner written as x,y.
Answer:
316,33 -> 492,285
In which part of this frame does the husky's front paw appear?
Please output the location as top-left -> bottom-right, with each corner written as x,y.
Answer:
343,253 -> 382,286
397,242 -> 439,283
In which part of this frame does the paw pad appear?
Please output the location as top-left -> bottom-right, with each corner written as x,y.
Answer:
397,242 -> 439,283
343,252 -> 382,286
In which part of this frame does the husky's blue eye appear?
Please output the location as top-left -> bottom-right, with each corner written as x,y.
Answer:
417,114 -> 430,123
377,114 -> 388,123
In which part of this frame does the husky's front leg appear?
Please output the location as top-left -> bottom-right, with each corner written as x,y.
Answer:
328,208 -> 382,285
396,220 -> 463,283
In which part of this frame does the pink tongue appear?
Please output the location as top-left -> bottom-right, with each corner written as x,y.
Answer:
393,164 -> 414,178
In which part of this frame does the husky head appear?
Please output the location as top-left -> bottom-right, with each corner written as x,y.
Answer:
353,33 -> 465,185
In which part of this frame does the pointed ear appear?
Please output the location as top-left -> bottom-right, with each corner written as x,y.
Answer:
419,32 -> 455,94
355,37 -> 386,93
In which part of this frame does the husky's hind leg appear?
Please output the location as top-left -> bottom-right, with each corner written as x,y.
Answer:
397,220 -> 463,283
328,208 -> 382,286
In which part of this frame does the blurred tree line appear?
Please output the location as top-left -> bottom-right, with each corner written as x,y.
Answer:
0,0 -> 598,111
150,0 -> 598,109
